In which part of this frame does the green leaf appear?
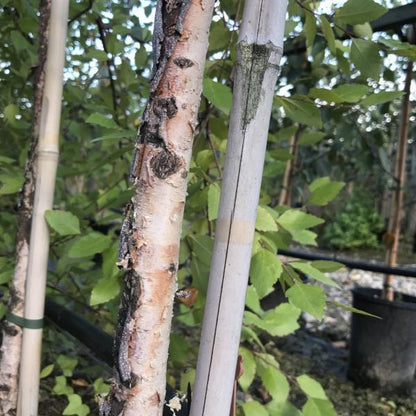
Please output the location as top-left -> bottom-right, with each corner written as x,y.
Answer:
203,78 -> 232,115
298,131 -> 326,146
320,16 -> 336,55
208,183 -> 220,221
40,364 -> 54,379
242,401 -> 269,416
276,96 -> 322,128
57,355 -> 78,377
361,91 -> 404,106
63,394 -> 90,416
277,209 -> 324,233
311,260 -> 344,273
86,113 -> 120,129
286,284 -> 325,319
351,39 -> 381,80
303,398 -> 336,416
53,375 -> 73,395
257,362 -> 289,403
334,84 -> 369,103
309,88 -> 341,104
244,304 -> 301,337
331,301 -> 381,319
94,378 -> 110,395
245,285 -> 262,314
45,210 -> 81,236
297,374 -> 328,399
4,103 -> 19,124
256,206 -> 278,232
353,23 -> 373,38
336,0 -> 387,25
170,333 -> 190,366
308,177 -> 345,206
0,175 -> 24,195
238,347 -> 256,391
189,234 -> 213,266
290,262 -> 339,287
250,249 -> 282,298
85,49 -> 108,61
304,11 -> 317,49
90,130 -> 136,142
266,400 -> 303,416
68,232 -> 112,258
291,229 -> 318,246
90,274 -> 120,306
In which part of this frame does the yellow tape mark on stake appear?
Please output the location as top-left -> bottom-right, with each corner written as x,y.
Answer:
216,219 -> 255,244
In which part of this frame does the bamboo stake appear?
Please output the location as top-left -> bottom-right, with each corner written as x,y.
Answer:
189,2 -> 288,415
383,58 -> 414,300
0,1 -> 51,413
16,1 -> 69,415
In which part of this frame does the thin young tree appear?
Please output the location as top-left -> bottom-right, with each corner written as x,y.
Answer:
0,1 -> 51,414
16,1 -> 69,414
190,2 -> 288,415
99,1 -> 215,415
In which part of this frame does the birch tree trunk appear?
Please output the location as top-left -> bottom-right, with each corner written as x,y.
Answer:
190,2 -> 288,415
99,1 -> 215,415
0,1 -> 51,414
16,1 -> 69,415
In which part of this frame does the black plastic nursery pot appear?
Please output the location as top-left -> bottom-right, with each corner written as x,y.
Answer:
348,287 -> 416,394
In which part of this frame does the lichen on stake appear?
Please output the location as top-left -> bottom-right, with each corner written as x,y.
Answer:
99,1 -> 215,415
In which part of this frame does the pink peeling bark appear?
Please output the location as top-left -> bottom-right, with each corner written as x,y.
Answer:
99,1 -> 215,415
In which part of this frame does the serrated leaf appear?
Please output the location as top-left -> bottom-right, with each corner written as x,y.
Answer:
351,39 -> 381,80
276,96 -> 322,128
68,232 -> 112,258
63,394 -> 90,416
309,88 -> 342,104
331,301 -> 381,318
242,401 -> 269,416
304,11 -> 317,49
311,260 -> 344,273
298,131 -> 326,146
189,234 -> 213,266
303,398 -> 336,416
336,0 -> 387,25
320,16 -> 336,55
297,375 -> 328,399
308,177 -> 344,206
286,284 -> 325,319
238,347 -> 256,391
244,304 -> 301,337
40,364 -> 54,379
257,362 -> 289,403
277,209 -> 324,232
266,400 -> 303,416
203,78 -> 232,115
86,112 -> 120,129
256,206 -> 278,232
361,91 -> 404,106
208,183 -> 220,221
290,262 -> 339,287
90,274 -> 120,306
250,249 -> 282,298
291,229 -> 318,246
45,210 -> 81,236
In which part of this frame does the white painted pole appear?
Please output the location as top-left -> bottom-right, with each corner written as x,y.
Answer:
190,2 -> 288,415
17,1 -> 69,415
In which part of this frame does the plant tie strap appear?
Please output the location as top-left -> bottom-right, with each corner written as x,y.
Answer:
6,312 -> 44,329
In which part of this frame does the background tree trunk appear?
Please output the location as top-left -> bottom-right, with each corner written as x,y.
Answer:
0,1 -> 51,414
99,1 -> 215,415
383,58 -> 414,300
